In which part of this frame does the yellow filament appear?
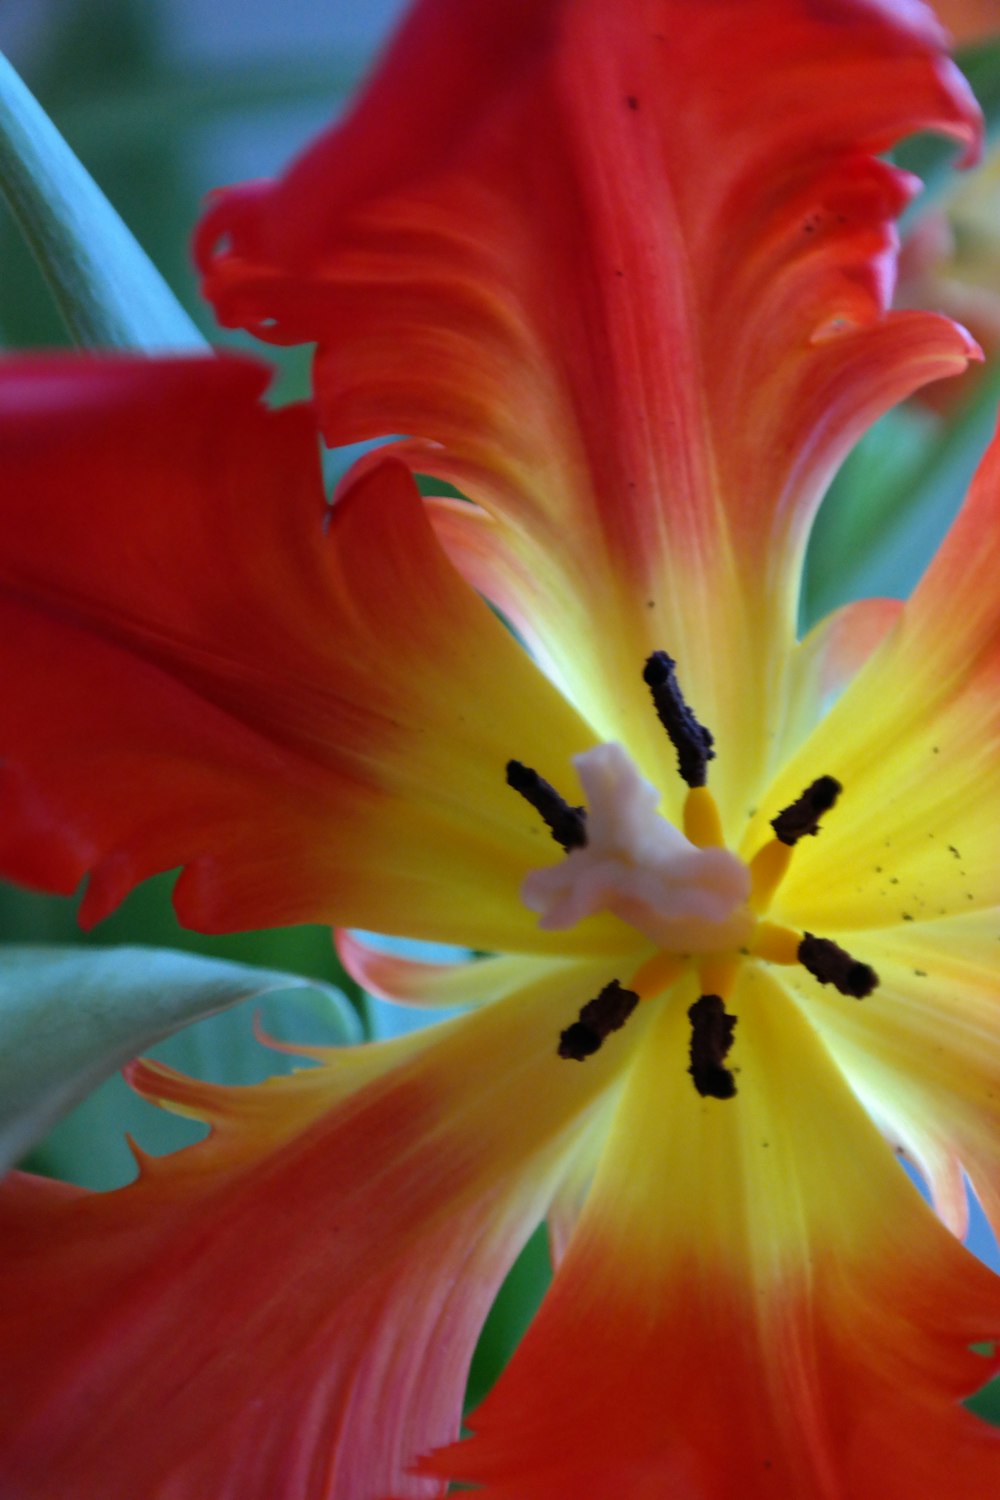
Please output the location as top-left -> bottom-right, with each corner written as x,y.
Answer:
630,950 -> 687,1001
750,920 -> 802,966
748,838 -> 793,913
684,786 -> 724,847
698,954 -> 740,1000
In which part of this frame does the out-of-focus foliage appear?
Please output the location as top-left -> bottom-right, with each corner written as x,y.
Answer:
0,47 -> 203,350
0,944 -> 358,1175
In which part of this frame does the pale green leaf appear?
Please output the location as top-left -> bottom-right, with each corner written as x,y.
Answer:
0,944 -> 358,1173
0,53 -> 205,352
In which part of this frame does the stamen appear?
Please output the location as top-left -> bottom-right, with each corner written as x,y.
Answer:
630,950 -> 686,1000
798,932 -> 877,998
506,760 -> 588,851
683,785 -> 724,848
558,978 -> 639,1061
771,776 -> 841,846
749,920 -> 801,966
642,652 -> 715,788
698,954 -> 739,1001
748,839 -> 793,912
688,993 -> 738,1099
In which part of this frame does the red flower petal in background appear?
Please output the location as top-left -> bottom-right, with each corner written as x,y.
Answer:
933,0 -> 1000,43
196,0 -> 981,828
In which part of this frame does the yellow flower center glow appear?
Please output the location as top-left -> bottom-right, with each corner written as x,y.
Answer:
509,652 -> 879,1095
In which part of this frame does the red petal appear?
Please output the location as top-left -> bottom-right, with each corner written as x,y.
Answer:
424,965 -> 1000,1498
197,0 -> 981,825
0,355 -> 602,950
0,959 -> 624,1500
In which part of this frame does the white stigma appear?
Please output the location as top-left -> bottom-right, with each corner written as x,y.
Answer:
521,743 -> 752,953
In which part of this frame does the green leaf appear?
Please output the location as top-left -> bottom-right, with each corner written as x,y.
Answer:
464,1223 -> 552,1413
0,53 -> 205,352
48,57 -> 361,151
0,944 -> 358,1173
804,349 -> 1000,626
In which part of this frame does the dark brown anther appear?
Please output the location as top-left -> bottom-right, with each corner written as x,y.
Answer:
687,994 -> 738,1099
771,776 -> 842,846
642,651 -> 714,788
558,979 -> 639,1061
798,933 -> 877,999
506,760 -> 588,851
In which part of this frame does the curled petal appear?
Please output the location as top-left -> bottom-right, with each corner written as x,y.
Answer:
0,959 -> 627,1500
425,965 -> 1000,1497
0,355 -> 608,952
197,0 -> 981,825
335,930 -> 559,1008
765,419 -> 1000,930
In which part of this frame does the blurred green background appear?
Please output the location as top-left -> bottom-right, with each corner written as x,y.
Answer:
1,0 -> 999,1419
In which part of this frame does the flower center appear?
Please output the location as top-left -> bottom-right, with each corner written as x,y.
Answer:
519,740 -> 754,955
508,651 -> 878,1097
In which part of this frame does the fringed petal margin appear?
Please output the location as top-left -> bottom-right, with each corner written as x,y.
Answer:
423,964 -> 1000,1499
335,929 -> 547,1008
337,929 -> 616,1267
764,415 -> 1000,929
795,910 -> 1000,1245
196,0 -> 981,828
0,957 -> 632,1500
0,354 -> 612,954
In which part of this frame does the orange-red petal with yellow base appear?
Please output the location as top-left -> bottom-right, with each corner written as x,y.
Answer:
790,910 -> 1000,1243
758,416 -> 1000,932
335,929 -> 566,1008
0,957 -> 630,1500
196,0 -> 981,829
0,354 -> 613,953
422,964 -> 1000,1499
776,594 -> 904,770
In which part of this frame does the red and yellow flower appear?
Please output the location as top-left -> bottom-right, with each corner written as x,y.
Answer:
2,1 -> 1000,1496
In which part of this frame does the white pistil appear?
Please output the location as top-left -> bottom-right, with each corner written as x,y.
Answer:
521,743 -> 752,953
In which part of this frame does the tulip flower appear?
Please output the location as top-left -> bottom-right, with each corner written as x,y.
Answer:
2,2 -> 1000,1497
